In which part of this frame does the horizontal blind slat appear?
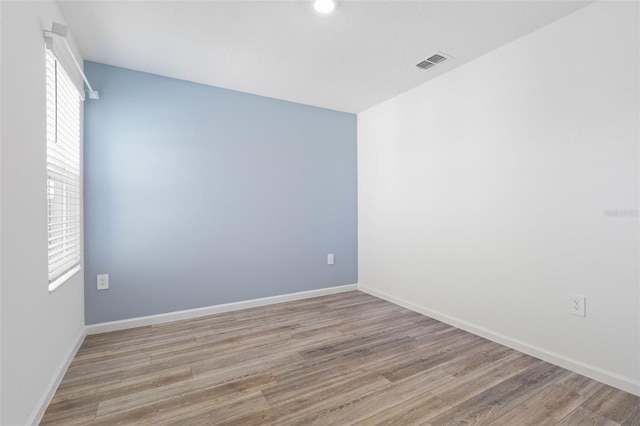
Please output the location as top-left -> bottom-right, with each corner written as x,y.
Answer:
49,258 -> 81,282
48,241 -> 81,260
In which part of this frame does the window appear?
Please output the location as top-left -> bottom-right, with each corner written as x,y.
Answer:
46,46 -> 82,291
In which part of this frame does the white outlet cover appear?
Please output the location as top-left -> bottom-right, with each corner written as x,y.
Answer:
97,274 -> 109,290
568,294 -> 585,317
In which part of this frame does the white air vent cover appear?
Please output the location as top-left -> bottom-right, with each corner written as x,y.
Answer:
416,51 -> 451,70
416,60 -> 435,70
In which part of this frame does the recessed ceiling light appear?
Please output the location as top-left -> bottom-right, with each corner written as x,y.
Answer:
314,0 -> 335,14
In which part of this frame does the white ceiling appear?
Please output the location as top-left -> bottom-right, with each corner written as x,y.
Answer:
57,0 -> 592,113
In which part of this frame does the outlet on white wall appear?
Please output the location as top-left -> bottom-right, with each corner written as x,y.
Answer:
327,253 -> 335,265
568,294 -> 586,317
97,274 -> 109,290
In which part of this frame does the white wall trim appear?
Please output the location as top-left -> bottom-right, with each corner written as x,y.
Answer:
86,284 -> 358,335
358,284 -> 640,397
27,330 -> 86,426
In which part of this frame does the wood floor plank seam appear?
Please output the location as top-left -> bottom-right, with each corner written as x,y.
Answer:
41,291 -> 640,425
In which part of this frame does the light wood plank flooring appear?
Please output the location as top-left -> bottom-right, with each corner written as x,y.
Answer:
42,291 -> 640,425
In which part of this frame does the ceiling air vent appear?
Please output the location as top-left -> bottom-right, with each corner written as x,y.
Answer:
416,60 -> 436,70
426,53 -> 447,63
416,51 -> 451,70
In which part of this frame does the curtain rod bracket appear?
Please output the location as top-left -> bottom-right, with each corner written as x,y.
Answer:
44,22 -> 99,100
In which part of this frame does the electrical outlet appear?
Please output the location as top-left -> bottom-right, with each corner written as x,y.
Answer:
97,274 -> 109,290
327,253 -> 335,265
568,294 -> 585,317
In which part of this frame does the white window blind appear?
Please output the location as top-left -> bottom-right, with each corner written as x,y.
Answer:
46,46 -> 82,290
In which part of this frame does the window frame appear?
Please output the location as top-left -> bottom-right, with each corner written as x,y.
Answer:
45,44 -> 83,292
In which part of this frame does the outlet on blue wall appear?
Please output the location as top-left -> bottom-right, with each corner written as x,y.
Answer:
83,62 -> 357,324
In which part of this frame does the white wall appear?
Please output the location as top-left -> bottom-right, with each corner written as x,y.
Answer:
0,2 -> 85,424
358,1 -> 639,395
0,1 -> 3,420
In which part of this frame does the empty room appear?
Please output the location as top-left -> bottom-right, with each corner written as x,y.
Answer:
1,0 -> 639,424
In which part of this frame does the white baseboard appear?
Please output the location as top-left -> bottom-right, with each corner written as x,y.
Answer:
28,329 -> 86,426
86,284 -> 358,335
358,284 -> 640,397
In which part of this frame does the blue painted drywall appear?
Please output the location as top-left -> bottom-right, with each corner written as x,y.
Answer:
83,62 -> 357,324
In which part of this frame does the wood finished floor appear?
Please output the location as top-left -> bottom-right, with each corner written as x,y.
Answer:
42,291 -> 640,425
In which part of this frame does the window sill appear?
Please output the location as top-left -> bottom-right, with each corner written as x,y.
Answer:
49,265 -> 81,293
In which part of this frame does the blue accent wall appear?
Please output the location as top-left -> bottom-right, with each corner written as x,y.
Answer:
83,62 -> 357,324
